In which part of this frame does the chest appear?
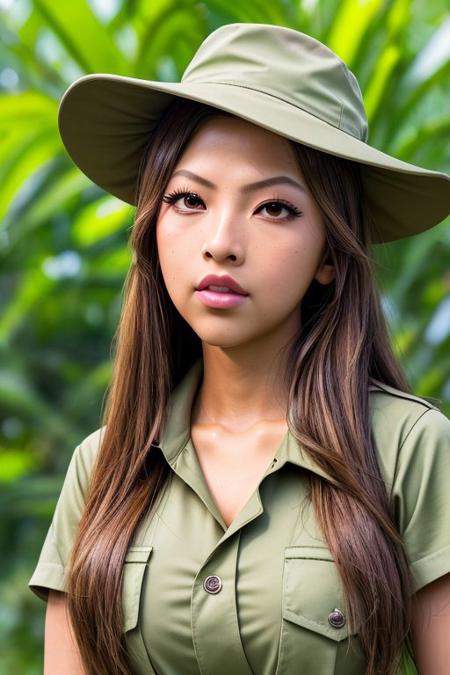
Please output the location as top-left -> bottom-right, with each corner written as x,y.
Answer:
190,422 -> 287,528
128,448 -> 366,675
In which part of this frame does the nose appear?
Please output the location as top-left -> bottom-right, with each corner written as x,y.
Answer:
200,213 -> 245,263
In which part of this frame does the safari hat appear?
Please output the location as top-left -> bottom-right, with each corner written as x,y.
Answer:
58,22 -> 449,244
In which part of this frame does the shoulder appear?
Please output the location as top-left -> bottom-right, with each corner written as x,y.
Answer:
368,384 -> 450,592
369,378 -> 443,441
369,378 -> 441,422
368,380 -> 449,487
66,425 -> 107,493
76,425 -> 107,463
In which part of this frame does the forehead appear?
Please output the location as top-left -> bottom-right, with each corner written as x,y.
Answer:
171,114 -> 303,179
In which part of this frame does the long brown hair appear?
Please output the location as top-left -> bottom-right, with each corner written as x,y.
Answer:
66,97 -> 416,675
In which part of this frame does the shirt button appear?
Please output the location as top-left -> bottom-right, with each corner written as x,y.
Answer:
328,608 -> 346,628
203,575 -> 222,594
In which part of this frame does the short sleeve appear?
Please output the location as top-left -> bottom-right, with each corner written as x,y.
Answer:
28,427 -> 105,602
391,407 -> 450,594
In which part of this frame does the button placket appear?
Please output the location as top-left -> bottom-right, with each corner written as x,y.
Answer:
192,533 -> 254,675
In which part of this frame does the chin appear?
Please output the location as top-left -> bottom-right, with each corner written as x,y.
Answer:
194,328 -> 252,350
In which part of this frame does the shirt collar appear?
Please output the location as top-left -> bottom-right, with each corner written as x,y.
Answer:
157,357 -> 380,487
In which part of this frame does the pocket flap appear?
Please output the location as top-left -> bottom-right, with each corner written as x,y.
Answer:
124,546 -> 153,563
283,545 -> 351,642
285,545 -> 334,561
122,545 -> 153,632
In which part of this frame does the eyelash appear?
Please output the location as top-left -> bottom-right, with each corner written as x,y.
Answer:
161,185 -> 303,220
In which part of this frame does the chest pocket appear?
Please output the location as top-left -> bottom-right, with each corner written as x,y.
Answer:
122,545 -> 157,674
276,545 -> 366,675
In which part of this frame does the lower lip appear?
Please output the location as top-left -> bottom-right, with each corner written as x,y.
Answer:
195,289 -> 248,308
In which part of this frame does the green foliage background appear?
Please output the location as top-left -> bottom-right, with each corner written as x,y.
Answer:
0,0 -> 449,672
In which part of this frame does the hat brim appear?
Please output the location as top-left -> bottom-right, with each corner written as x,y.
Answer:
58,73 -> 450,244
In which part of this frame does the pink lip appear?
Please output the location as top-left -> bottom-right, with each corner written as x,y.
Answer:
195,289 -> 248,308
196,274 -> 248,295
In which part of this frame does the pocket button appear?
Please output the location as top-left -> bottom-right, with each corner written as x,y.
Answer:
328,608 -> 346,628
203,575 -> 222,594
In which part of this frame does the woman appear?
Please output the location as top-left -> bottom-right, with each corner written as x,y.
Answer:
28,23 -> 450,675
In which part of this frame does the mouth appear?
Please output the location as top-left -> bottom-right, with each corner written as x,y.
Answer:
195,287 -> 248,309
196,274 -> 248,296
197,284 -> 246,295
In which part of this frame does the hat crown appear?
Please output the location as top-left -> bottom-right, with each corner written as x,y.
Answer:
181,23 -> 368,142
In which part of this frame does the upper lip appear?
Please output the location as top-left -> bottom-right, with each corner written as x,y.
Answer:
196,274 -> 248,295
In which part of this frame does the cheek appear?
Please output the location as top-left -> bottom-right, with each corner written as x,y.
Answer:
257,240 -> 319,306
156,225 -> 191,285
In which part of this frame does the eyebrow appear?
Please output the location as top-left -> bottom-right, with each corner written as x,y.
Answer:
171,169 -> 306,194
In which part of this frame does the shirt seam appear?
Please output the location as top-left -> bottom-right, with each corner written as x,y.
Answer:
411,539 -> 450,567
34,561 -> 65,571
398,408 -> 432,452
369,380 -> 440,410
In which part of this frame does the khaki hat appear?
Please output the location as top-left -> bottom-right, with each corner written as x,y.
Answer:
58,22 -> 449,244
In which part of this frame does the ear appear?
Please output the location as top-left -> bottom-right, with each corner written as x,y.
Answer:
314,248 -> 335,285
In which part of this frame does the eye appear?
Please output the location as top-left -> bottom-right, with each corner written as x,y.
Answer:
161,187 -> 303,221
258,200 -> 302,220
162,187 -> 205,211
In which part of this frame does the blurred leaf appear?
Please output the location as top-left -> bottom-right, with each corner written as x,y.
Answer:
0,91 -> 57,125
326,0 -> 385,67
0,450 -> 37,483
71,196 -> 134,246
33,0 -> 129,73
0,268 -> 54,343
365,44 -> 401,121
89,247 -> 133,275
10,169 -> 92,244
0,130 -> 60,226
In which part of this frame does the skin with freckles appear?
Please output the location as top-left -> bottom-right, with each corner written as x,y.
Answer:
156,115 -> 335,524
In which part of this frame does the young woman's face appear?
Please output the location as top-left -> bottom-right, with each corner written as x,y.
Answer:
155,115 -> 335,350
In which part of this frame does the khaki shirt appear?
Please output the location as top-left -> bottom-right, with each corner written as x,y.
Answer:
28,358 -> 450,675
